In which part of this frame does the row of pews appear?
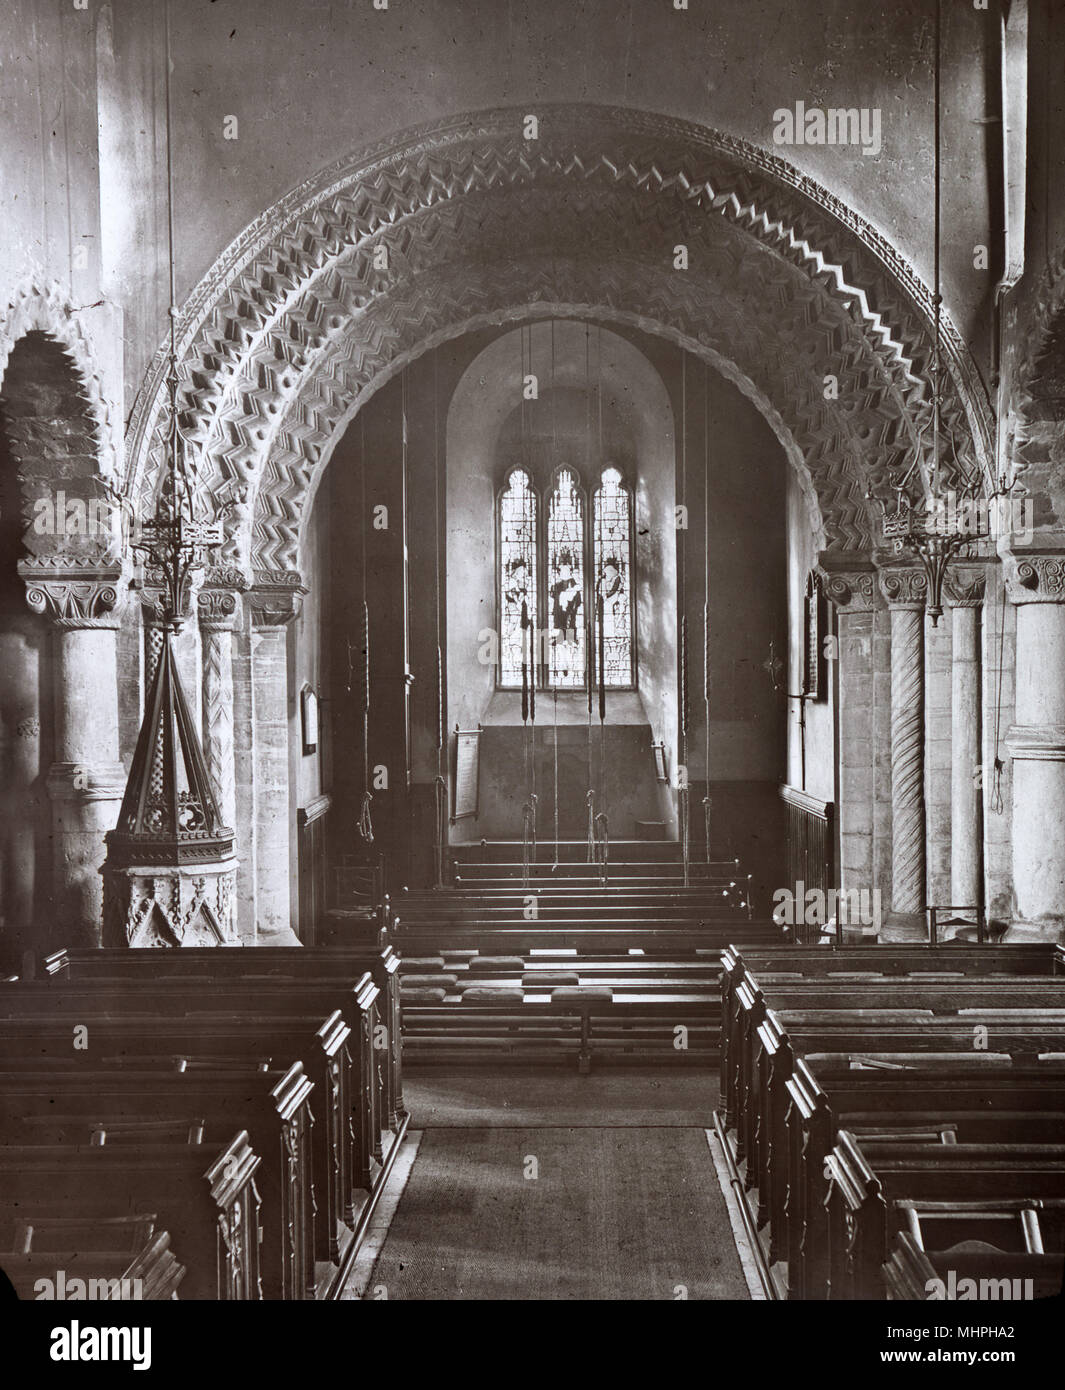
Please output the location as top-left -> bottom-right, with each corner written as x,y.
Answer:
0,942 -> 406,1300
337,842 -> 778,1068
718,941 -> 1065,1300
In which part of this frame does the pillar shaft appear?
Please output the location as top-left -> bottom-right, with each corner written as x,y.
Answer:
248,580 -> 306,946
950,597 -> 983,907
878,568 -> 929,926
1004,555 -> 1065,937
24,578 -> 126,947
198,584 -> 243,833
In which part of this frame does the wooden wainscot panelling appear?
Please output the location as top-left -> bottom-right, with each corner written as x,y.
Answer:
298,794 -> 332,945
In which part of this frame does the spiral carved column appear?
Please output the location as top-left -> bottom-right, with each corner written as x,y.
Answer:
198,576 -> 244,832
880,569 -> 928,922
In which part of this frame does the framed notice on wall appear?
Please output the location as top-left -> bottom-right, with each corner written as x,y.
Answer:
453,728 -> 481,821
803,571 -> 827,701
301,684 -> 319,754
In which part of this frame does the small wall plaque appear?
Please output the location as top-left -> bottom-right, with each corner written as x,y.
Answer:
652,740 -> 668,784
301,684 -> 319,754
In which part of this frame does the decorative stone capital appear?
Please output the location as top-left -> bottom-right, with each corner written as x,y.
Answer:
134,565 -> 207,629
816,561 -> 881,613
249,569 -> 307,627
198,582 -> 245,633
1001,551 -> 1065,606
945,565 -> 987,609
21,571 -> 126,629
878,566 -> 928,611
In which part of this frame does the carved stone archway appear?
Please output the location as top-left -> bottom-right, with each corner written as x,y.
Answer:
126,105 -> 994,587
0,288 -> 126,952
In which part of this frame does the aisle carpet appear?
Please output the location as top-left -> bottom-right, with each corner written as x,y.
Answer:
367,1124 -> 747,1300
403,1068 -> 718,1128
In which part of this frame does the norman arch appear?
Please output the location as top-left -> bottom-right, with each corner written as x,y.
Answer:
124,105 -> 995,586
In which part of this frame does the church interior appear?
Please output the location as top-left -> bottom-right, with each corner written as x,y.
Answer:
2,0 -> 1065,1329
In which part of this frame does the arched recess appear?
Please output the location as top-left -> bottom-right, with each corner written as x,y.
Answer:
1,281 -> 118,482
0,329 -> 106,964
125,105 -> 994,587
445,320 -> 681,840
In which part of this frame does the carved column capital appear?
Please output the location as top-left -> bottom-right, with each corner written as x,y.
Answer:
1001,551 -> 1065,606
878,566 -> 928,612
249,569 -> 307,627
20,564 -> 127,630
816,561 -> 881,613
198,579 -> 245,633
945,564 -> 987,609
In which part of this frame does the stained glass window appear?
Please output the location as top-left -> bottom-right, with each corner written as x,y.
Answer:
546,468 -> 585,688
593,467 -> 633,687
496,463 -> 634,691
498,469 -> 537,688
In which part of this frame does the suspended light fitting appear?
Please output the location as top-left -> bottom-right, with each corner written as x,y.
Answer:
867,0 -> 1020,625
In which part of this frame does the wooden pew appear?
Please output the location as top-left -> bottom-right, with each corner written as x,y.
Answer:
4,1229 -> 186,1302
0,1062 -> 316,1298
884,1212 -> 1065,1301
717,944 -> 1065,1301
0,1009 -> 354,1274
824,1130 -> 1065,1299
780,1056 -> 1065,1300
0,1131 -> 262,1300
0,975 -> 381,1202
735,984 -> 1065,1170
43,945 -> 406,1142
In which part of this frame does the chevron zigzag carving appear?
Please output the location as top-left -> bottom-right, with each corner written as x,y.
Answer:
123,107 -> 994,579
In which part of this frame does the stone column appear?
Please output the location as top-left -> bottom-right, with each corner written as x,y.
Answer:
23,575 -> 127,948
197,574 -> 245,831
820,565 -> 882,929
947,568 -> 986,909
1002,553 -> 1065,940
248,578 -> 306,946
878,568 -> 928,927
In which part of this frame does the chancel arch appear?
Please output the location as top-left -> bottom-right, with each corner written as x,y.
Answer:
125,104 -> 994,588
118,104 -> 1009,936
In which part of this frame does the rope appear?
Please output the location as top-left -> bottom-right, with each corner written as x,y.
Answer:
552,691 -> 560,871
684,789 -> 692,884
358,791 -> 374,846
678,355 -> 689,880
704,361 -> 712,862
594,811 -> 609,887
433,774 -> 447,888
586,789 -> 597,864
522,794 -> 538,891
433,349 -> 449,884
357,410 -> 374,848
680,613 -> 690,888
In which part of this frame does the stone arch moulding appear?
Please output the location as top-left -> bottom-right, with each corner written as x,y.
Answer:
124,103 -> 995,585
1,279 -> 118,481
